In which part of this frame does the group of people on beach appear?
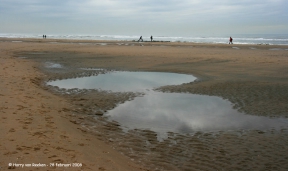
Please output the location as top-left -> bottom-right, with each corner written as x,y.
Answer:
39,34 -> 233,44
138,35 -> 233,44
138,35 -> 153,42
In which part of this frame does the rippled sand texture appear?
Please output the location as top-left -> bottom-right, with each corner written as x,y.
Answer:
1,38 -> 288,170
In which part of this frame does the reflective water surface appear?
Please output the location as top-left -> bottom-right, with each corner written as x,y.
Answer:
47,71 -> 288,135
107,92 -> 288,134
48,71 -> 196,92
45,62 -> 62,68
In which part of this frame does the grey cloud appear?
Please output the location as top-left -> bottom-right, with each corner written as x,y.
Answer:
0,0 -> 287,34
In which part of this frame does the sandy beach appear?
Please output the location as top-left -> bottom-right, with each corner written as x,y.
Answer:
1,38 -> 288,170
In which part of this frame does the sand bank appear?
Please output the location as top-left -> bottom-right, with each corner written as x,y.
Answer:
1,38 -> 288,170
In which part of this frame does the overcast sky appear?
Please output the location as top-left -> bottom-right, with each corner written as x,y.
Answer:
0,0 -> 287,36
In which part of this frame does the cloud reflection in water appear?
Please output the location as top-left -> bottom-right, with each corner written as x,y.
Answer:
108,92 -> 288,134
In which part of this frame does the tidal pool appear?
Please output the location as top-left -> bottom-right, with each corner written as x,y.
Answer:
107,92 -> 288,134
47,71 -> 288,136
47,71 -> 196,92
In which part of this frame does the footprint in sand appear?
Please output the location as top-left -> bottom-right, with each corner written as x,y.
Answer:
45,116 -> 53,120
99,167 -> 106,171
24,96 -> 33,99
9,128 -> 15,132
46,124 -> 57,129
48,155 -> 58,159
31,131 -> 48,138
17,105 -> 26,110
24,121 -> 32,124
42,149 -> 50,155
53,159 -> 64,163
60,135 -> 69,139
3,151 -> 18,155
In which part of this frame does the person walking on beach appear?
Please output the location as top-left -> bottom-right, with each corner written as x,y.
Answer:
138,36 -> 143,42
43,35 -> 44,39
150,35 -> 153,42
229,37 -> 233,44
45,35 -> 47,39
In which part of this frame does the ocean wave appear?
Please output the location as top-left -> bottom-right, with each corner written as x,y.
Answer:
1,33 -> 288,45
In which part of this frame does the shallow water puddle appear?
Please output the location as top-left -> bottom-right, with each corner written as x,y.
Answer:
47,71 -> 196,92
47,71 -> 288,135
45,62 -> 62,68
269,48 -> 283,51
107,92 -> 288,134
232,47 -> 240,49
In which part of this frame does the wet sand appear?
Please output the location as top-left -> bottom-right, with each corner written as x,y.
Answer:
1,38 -> 288,170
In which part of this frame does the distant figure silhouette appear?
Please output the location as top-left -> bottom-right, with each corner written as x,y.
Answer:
45,35 -> 47,39
229,37 -> 233,44
150,35 -> 153,42
138,36 -> 143,42
43,35 -> 44,39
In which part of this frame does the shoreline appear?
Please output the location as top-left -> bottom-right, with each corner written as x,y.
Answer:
2,37 -> 288,46
1,38 -> 288,170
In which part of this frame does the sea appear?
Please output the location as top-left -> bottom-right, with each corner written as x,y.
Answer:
1,33 -> 288,45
